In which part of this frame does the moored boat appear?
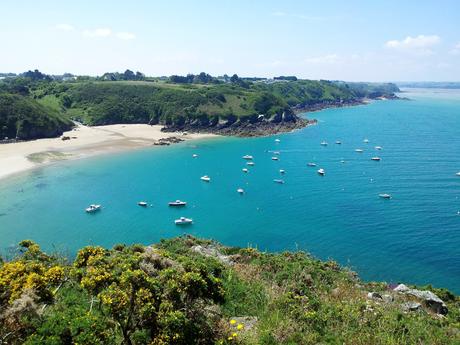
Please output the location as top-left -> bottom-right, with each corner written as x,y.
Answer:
237,188 -> 244,194
242,155 -> 253,160
85,204 -> 101,213
242,168 -> 248,173
379,193 -> 392,199
375,146 -> 382,150
137,201 -> 148,207
275,138 -> 281,143
317,168 -> 325,175
363,138 -> 369,143
271,156 -> 279,161
335,140 -> 342,144
371,157 -> 381,161
273,179 -> 284,184
279,169 -> 285,174
200,175 -> 211,182
247,162 -> 255,166
320,141 -> 328,146
192,154 -> 198,158
307,162 -> 317,167
168,200 -> 187,207
355,149 -> 364,153
175,217 -> 193,225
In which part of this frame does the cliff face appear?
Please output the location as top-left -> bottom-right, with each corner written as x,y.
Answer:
162,108 -> 313,136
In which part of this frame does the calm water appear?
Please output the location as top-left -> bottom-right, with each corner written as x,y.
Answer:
1,88 -> 459,292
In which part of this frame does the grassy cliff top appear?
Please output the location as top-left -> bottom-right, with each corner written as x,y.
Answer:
0,236 -> 458,344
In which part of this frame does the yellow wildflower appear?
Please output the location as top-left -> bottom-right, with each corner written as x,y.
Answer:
232,332 -> 238,337
237,323 -> 244,330
230,319 -> 236,325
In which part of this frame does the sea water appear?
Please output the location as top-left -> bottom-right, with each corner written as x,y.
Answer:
1,88 -> 459,292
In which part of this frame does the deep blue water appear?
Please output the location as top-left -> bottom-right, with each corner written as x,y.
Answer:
1,88 -> 459,292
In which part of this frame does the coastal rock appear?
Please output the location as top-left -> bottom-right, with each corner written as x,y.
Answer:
393,284 -> 448,315
367,292 -> 383,300
191,245 -> 234,265
402,302 -> 422,312
229,316 -> 258,331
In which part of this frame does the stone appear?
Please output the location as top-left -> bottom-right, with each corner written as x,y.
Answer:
393,284 -> 448,315
402,302 -> 422,312
367,292 -> 383,300
191,245 -> 234,265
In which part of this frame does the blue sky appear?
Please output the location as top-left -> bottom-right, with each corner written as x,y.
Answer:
1,0 -> 459,81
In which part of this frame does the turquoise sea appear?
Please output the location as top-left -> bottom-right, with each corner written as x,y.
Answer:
1,88 -> 459,293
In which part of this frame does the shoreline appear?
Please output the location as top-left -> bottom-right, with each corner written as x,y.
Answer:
0,124 -> 217,182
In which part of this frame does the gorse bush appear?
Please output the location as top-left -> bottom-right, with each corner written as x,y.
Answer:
3,236 -> 455,344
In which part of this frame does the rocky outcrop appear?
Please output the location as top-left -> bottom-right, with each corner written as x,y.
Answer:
191,244 -> 234,265
162,113 -> 312,137
393,284 -> 448,315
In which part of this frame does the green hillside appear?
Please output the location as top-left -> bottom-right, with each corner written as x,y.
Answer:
0,74 -> 400,139
0,92 -> 73,140
0,237 -> 458,344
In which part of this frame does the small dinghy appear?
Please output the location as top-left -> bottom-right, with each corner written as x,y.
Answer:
317,168 -> 325,176
271,156 -> 279,161
242,168 -> 248,173
242,155 -> 253,160
307,162 -> 317,167
200,175 -> 211,182
247,162 -> 255,166
137,201 -> 148,207
379,193 -> 392,199
371,157 -> 381,161
273,179 -> 285,184
320,141 -> 328,146
237,188 -> 244,194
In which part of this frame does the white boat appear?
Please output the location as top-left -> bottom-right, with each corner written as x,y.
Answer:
271,156 -> 279,161
242,155 -> 253,160
247,162 -> 255,166
374,146 -> 382,150
279,169 -> 285,174
371,157 -> 381,161
175,217 -> 193,225
320,141 -> 328,146
192,154 -> 198,158
456,172 -> 460,176
273,151 -> 280,155
363,139 -> 369,143
200,175 -> 211,182
317,168 -> 325,175
138,201 -> 148,207
335,140 -> 342,144
273,179 -> 284,184
275,138 -> 281,143
85,204 -> 101,213
168,200 -> 187,207
355,149 -> 364,153
307,162 -> 317,167
379,193 -> 392,199
242,168 -> 248,173
341,160 -> 345,163
237,188 -> 244,194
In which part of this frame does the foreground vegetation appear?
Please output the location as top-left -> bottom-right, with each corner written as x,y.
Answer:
0,71 -> 399,139
0,236 -> 458,344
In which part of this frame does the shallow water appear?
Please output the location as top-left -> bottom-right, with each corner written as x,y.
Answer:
1,88 -> 459,292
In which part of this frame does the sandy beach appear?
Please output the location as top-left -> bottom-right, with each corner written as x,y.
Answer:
0,124 -> 217,181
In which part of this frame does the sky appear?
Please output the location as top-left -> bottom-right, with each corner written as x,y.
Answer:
1,0 -> 459,81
